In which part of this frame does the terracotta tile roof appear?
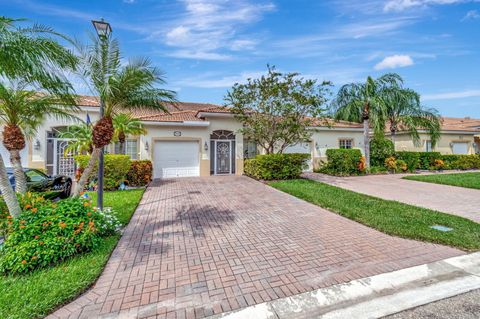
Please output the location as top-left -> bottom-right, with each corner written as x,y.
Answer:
440,117 -> 480,132
135,110 -> 203,122
310,118 -> 364,129
76,95 -> 100,107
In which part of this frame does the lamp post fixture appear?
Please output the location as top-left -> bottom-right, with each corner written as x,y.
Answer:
92,18 -> 112,210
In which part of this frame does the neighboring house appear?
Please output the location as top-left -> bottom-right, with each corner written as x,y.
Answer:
0,95 -> 366,179
392,117 -> 480,155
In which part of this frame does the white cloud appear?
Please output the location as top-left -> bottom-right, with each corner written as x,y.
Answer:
174,71 -> 266,88
422,89 -> 480,100
384,0 -> 472,12
123,0 -> 136,3
462,10 -> 480,21
158,0 -> 275,60
374,54 -> 414,70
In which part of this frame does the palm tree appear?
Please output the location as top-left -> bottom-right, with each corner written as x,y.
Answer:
382,88 -> 441,148
59,122 -> 94,155
0,16 -> 77,217
332,73 -> 403,167
113,113 -> 146,154
72,34 -> 176,196
0,81 -> 79,194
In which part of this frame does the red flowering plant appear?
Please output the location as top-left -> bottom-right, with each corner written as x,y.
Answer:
0,193 -> 120,274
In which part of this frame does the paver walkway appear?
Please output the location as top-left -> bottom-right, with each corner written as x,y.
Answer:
48,176 -> 462,319
303,172 -> 480,223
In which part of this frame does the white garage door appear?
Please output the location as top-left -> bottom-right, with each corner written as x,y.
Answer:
284,142 -> 313,171
452,142 -> 469,155
0,144 -> 28,167
154,140 -> 199,178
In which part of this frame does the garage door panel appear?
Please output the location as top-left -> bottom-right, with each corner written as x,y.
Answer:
154,141 -> 199,178
452,142 -> 468,155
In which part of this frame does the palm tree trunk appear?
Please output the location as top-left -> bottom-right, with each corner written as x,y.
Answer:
72,147 -> 101,197
363,118 -> 370,168
0,154 -> 21,217
9,149 -> 27,194
391,130 -> 396,151
119,141 -> 125,154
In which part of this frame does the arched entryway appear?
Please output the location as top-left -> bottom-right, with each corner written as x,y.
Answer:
210,130 -> 236,175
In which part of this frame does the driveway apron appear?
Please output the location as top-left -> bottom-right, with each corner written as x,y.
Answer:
48,176 -> 462,319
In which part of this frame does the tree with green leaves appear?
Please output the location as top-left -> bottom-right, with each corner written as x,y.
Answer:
113,113 -> 146,154
382,88 -> 441,148
72,34 -> 176,196
0,82 -> 79,194
225,66 -> 331,154
332,73 -> 403,167
0,17 -> 77,217
59,122 -> 94,155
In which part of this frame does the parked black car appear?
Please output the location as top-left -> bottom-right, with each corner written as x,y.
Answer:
7,168 -> 72,199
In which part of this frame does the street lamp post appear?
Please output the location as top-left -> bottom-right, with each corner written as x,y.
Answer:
91,18 -> 112,210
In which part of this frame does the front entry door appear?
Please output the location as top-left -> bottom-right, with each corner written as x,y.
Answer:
215,141 -> 231,174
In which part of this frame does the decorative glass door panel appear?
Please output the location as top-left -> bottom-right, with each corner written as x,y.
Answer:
215,141 -> 231,174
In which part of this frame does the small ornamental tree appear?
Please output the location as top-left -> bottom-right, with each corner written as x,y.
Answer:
224,66 -> 331,154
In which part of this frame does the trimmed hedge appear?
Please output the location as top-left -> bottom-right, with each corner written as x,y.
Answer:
395,151 -> 442,171
441,154 -> 480,170
322,149 -> 364,176
127,160 -> 153,186
76,155 -> 131,190
244,153 -> 310,180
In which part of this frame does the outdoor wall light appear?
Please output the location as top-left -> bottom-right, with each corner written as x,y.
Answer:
34,139 -> 41,151
204,142 -> 209,151
92,18 -> 112,38
145,141 -> 149,151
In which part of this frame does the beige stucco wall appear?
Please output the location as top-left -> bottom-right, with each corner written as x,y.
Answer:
394,132 -> 476,154
141,116 -> 244,176
310,129 -> 365,169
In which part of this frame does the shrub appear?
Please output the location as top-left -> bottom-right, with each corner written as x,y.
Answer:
370,137 -> 395,167
441,155 -> 480,170
322,149 -> 364,176
0,193 -> 120,274
127,160 -> 153,186
384,156 -> 397,172
368,166 -> 388,175
76,155 -> 131,190
396,159 -> 408,172
433,159 -> 445,170
244,153 -> 310,180
395,152 -> 420,172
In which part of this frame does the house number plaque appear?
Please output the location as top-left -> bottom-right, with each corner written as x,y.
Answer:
173,131 -> 181,137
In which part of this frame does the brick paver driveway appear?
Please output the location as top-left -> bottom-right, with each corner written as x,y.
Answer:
303,172 -> 480,223
49,176 -> 462,319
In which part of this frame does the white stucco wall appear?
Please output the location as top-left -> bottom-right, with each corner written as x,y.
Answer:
394,132 -> 476,155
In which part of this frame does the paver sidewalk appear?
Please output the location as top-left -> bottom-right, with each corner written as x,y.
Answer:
48,176 -> 462,319
303,172 -> 480,223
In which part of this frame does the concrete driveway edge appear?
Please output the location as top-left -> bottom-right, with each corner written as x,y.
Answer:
208,252 -> 480,319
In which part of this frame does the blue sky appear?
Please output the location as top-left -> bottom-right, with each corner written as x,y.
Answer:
2,0 -> 480,117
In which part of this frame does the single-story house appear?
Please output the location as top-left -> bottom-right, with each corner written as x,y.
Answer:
2,97 -> 477,179
0,96 -> 366,179
392,117 -> 480,155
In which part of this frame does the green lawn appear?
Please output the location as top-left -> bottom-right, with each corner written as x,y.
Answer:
0,189 -> 144,319
403,172 -> 480,190
270,179 -> 480,251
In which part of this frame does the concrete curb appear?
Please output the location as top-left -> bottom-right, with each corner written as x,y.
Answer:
207,252 -> 480,319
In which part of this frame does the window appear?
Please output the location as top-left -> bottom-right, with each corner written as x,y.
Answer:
339,139 -> 353,149
425,141 -> 432,152
243,141 -> 257,159
26,170 -> 47,183
114,139 -> 138,159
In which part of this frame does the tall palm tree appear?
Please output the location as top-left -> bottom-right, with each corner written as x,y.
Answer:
0,81 -> 79,194
113,113 -> 146,154
0,16 -> 77,217
332,73 -> 403,167
382,88 -> 441,148
72,34 -> 176,196
59,122 -> 94,155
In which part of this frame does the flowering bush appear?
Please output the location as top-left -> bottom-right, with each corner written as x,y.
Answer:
396,159 -> 408,172
0,193 -> 120,274
126,160 -> 152,186
384,156 -> 397,172
433,159 -> 445,170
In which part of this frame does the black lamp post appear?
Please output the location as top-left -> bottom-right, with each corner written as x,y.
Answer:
91,18 -> 112,210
